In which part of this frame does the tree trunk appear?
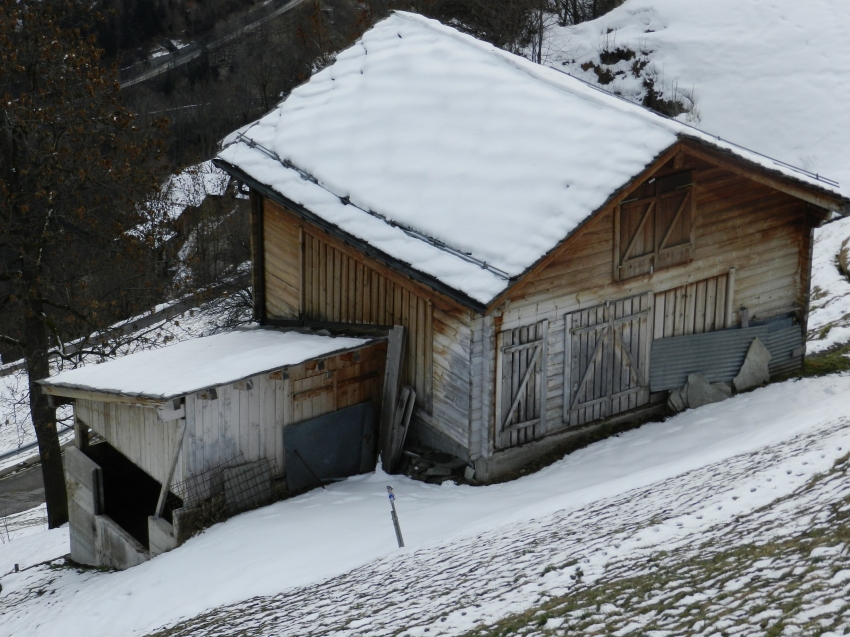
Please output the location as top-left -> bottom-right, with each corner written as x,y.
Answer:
23,299 -> 68,529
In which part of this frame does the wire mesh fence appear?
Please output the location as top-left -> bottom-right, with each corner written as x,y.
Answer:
168,454 -> 281,542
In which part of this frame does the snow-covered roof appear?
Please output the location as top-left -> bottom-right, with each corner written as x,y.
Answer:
217,11 -> 847,306
40,328 -> 370,401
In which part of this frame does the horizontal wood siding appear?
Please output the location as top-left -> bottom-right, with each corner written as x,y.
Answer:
493,153 -> 812,448
75,399 -> 184,486
287,342 -> 387,424
421,306 -> 473,450
469,314 -> 494,460
264,200 -> 301,319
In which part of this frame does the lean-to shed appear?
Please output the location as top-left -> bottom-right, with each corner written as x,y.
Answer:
214,12 -> 850,480
41,327 -> 387,568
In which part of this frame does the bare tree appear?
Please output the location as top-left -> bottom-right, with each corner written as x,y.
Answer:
0,0 -> 169,528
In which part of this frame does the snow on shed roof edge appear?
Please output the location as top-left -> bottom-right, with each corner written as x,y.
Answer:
39,327 -> 375,402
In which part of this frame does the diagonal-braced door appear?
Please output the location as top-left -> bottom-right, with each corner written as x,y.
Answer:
565,294 -> 652,427
495,320 -> 548,450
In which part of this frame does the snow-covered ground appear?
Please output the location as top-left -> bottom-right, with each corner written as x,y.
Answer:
809,215 -> 850,352
546,0 -> 850,190
1,373 -> 850,636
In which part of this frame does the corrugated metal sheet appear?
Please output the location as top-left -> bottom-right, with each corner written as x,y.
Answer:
650,321 -> 803,391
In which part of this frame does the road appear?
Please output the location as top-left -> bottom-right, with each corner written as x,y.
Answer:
119,0 -> 308,89
0,466 -> 44,518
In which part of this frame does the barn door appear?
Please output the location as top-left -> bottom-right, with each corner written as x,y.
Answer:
617,197 -> 656,279
565,294 -> 651,427
655,186 -> 693,270
495,320 -> 548,450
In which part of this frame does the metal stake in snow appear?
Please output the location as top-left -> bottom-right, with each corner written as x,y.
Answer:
386,486 -> 405,548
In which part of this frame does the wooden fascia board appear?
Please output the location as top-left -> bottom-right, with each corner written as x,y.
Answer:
250,190 -> 267,323
483,144 -> 682,313
40,339 -> 385,407
678,137 -> 850,214
213,159 -> 488,314
40,384 -> 167,407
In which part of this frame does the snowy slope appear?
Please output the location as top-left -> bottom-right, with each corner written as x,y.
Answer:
2,373 -> 850,636
547,0 -> 850,191
808,215 -> 850,352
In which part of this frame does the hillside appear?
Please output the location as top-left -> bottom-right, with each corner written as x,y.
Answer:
2,2 -> 850,636
1,372 -> 850,636
545,0 -> 850,189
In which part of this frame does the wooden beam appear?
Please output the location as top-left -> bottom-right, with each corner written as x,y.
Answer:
154,419 -> 187,519
40,384 -> 166,407
679,138 -> 850,213
156,402 -> 186,422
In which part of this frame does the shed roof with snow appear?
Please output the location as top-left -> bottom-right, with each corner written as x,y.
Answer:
215,11 -> 848,306
39,328 -> 369,402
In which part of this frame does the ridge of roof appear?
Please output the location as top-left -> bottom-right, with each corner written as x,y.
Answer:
217,12 -> 849,306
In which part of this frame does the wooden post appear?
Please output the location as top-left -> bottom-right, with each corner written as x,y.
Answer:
154,419 -> 187,519
538,319 -> 549,437
379,326 -> 406,470
726,267 -> 737,327
74,416 -> 89,451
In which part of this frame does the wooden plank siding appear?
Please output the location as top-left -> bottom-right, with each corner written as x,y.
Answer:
490,152 -> 815,450
301,230 -> 435,409
77,342 -> 388,486
261,198 -> 478,453
75,399 -> 185,486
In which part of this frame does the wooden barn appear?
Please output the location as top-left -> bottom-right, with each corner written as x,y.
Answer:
214,12 -> 850,480
41,328 -> 388,568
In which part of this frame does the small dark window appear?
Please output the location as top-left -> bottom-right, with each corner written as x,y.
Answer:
616,171 -> 694,280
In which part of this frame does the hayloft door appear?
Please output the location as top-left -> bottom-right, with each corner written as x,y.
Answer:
495,320 -> 549,450
565,294 -> 652,427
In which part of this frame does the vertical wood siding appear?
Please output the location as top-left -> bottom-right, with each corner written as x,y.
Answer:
75,400 -> 184,486
77,343 -> 387,485
301,230 -> 435,408
261,199 -> 475,455
263,201 -> 301,318
653,272 -> 731,339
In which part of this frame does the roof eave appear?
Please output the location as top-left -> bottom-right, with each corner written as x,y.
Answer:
213,157 -> 491,314
678,136 -> 850,214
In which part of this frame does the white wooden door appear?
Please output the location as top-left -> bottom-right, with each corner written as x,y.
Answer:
495,320 -> 548,450
565,294 -> 651,427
